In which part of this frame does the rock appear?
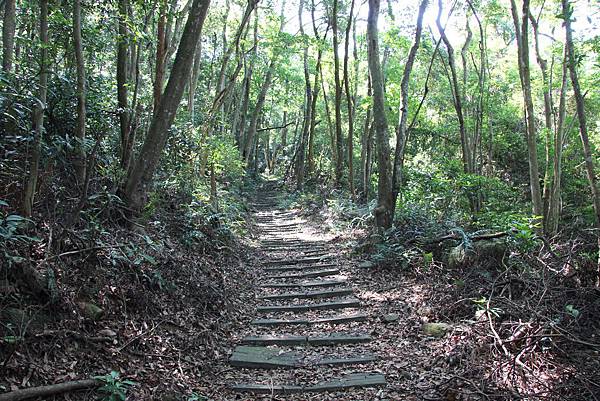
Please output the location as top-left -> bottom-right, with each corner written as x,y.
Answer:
358,260 -> 376,269
448,239 -> 507,268
422,322 -> 451,338
382,313 -> 399,323
98,329 -> 117,337
77,301 -> 104,320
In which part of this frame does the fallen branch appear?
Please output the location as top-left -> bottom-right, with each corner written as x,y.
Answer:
0,379 -> 100,401
413,230 -> 510,245
33,330 -> 114,343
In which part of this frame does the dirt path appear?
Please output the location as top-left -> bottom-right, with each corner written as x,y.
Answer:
207,183 -> 392,400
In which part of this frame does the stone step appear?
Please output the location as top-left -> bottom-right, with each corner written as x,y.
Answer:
263,263 -> 337,273
266,268 -> 340,280
241,333 -> 372,346
251,313 -> 369,326
231,373 -> 386,394
230,346 -> 376,369
256,298 -> 360,313
258,288 -> 353,301
259,279 -> 347,288
264,256 -> 332,266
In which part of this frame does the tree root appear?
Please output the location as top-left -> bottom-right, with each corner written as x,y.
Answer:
0,379 -> 100,401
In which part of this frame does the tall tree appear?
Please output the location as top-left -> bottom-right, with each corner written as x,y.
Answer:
332,0 -> 344,186
391,0 -> 428,207
23,0 -> 49,216
510,0 -> 544,220
562,0 -> 600,284
154,0 -> 168,114
2,0 -> 16,72
117,0 -> 132,171
367,0 -> 393,229
123,0 -> 212,210
343,0 -> 356,196
243,2 -> 286,166
73,0 -> 87,183
295,0 -> 312,190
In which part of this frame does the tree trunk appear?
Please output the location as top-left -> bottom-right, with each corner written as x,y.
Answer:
529,12 -> 553,222
2,0 -> 16,72
367,0 -> 393,229
360,75 -> 373,200
23,0 -> 49,217
244,58 -> 276,165
188,37 -> 203,121
321,69 -> 336,175
117,0 -> 132,171
332,0 -> 344,186
546,48 -> 568,235
123,0 -> 212,210
562,0 -> 600,285
295,0 -> 312,191
308,0 -> 328,175
73,0 -> 87,184
243,2 -> 285,166
391,0 -> 428,206
343,0 -> 356,197
510,0 -> 544,220
436,0 -> 471,176
237,10 -> 258,153
154,0 -> 168,114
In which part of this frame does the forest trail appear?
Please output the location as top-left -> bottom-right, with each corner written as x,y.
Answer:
227,182 -> 387,398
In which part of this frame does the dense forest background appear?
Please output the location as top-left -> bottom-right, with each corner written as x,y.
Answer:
1,0 -> 599,239
1,0 -> 600,398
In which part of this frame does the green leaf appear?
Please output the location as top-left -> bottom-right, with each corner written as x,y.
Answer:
565,304 -> 580,318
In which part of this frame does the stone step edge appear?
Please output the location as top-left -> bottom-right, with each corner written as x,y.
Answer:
230,373 -> 386,394
251,313 -> 369,326
240,333 -> 371,346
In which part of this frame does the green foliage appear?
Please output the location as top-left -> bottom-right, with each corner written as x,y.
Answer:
507,216 -> 540,252
0,203 -> 41,265
565,304 -> 580,319
94,371 -> 136,401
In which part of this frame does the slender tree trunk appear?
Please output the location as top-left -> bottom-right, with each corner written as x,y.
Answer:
343,0 -> 356,196
360,75 -> 373,200
23,0 -> 48,217
237,10 -> 258,153
529,12 -> 553,223
332,0 -> 344,186
117,0 -> 132,171
367,0 -> 393,229
154,0 -> 168,114
547,48 -> 568,235
73,0 -> 87,183
188,38 -> 202,121
392,0 -> 428,207
307,53 -> 322,176
295,0 -> 312,190
308,1 -> 328,175
244,58 -> 276,165
124,0 -> 212,210
2,0 -> 16,72
281,111 -> 288,153
321,69 -> 336,175
436,0 -> 471,175
243,2 -> 285,166
562,0 -> 600,284
510,0 -> 544,220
